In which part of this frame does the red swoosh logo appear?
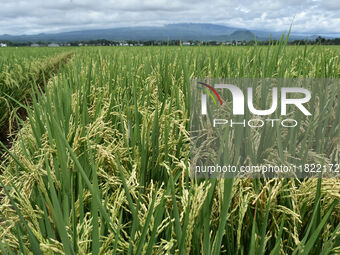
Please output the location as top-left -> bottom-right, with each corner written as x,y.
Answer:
198,82 -> 223,105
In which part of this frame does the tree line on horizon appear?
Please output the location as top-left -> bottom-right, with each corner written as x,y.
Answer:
1,36 -> 340,47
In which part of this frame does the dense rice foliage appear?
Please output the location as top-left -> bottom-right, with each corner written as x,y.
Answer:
0,48 -> 72,150
0,44 -> 339,254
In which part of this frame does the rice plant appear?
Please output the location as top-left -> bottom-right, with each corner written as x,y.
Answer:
0,43 -> 339,254
0,47 -> 73,155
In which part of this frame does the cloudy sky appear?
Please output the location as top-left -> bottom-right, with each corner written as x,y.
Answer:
0,0 -> 340,35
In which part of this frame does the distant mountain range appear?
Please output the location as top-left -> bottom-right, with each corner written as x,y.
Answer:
0,23 -> 338,42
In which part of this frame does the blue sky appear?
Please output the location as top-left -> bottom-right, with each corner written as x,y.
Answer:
1,0 -> 339,35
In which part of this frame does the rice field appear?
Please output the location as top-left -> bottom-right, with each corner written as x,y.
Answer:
0,43 -> 339,254
0,48 -> 73,152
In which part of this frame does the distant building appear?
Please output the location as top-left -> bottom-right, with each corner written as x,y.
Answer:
48,43 -> 60,47
0,43 -> 7,47
31,43 -> 40,47
182,42 -> 191,46
233,41 -> 245,46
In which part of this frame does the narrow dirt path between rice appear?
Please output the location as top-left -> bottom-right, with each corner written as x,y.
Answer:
0,52 -> 74,161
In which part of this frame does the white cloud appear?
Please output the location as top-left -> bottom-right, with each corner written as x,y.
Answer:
321,0 -> 340,10
0,0 -> 339,35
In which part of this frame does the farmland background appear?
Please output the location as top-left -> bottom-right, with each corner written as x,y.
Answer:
0,43 -> 339,254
